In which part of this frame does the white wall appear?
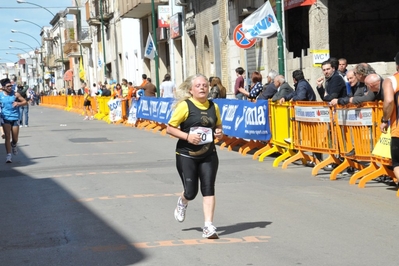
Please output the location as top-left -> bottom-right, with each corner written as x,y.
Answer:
121,18 -> 143,86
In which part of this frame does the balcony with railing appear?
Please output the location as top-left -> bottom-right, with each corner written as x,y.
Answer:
86,0 -> 113,27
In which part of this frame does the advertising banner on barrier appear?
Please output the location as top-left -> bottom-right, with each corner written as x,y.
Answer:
136,98 -> 271,141
294,106 -> 330,122
337,108 -> 373,126
214,99 -> 271,141
136,97 -> 174,124
372,127 -> 391,159
127,99 -> 138,124
108,98 -> 122,122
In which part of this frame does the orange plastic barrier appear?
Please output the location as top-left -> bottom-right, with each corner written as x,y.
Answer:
281,101 -> 340,177
331,102 -> 377,180
348,102 -> 395,190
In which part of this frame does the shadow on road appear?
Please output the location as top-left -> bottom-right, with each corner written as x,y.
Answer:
182,221 -> 272,237
0,147 -> 145,265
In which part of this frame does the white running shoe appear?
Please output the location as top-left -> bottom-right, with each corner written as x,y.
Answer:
202,225 -> 219,239
11,143 -> 18,155
174,197 -> 187,223
89,116 -> 94,120
6,154 -> 12,163
83,116 -> 89,120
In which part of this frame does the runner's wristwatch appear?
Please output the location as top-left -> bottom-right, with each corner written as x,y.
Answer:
381,118 -> 389,123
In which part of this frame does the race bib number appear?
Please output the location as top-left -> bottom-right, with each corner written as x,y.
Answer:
190,126 -> 213,145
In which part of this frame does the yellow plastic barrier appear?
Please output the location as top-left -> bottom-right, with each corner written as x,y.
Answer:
258,101 -> 295,167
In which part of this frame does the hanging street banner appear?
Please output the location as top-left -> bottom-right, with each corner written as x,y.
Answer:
144,33 -> 157,60
241,1 -> 281,40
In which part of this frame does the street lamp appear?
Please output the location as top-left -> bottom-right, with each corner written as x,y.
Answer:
6,52 -> 22,58
14,19 -> 43,29
9,46 -> 30,54
11,39 -> 44,91
11,29 -> 41,47
10,39 -> 35,51
16,0 -> 65,86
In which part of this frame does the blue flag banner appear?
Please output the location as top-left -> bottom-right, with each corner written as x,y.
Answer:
213,99 -> 271,141
136,97 -> 174,124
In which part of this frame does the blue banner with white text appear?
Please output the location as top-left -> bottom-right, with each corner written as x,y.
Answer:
136,97 -> 271,141
136,97 -> 174,124
213,99 -> 271,141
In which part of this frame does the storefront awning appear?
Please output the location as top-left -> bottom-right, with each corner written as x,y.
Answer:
63,69 -> 73,81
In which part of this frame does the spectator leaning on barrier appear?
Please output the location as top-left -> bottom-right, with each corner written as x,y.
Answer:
364,73 -> 384,101
329,70 -> 364,106
121,78 -> 129,98
135,74 -> 148,90
271,75 -> 294,102
77,84 -> 84,95
380,52 -> 399,187
258,70 -> 278,100
143,78 -> 157,97
111,83 -> 123,99
354,63 -> 376,83
166,74 -> 223,239
279,70 -> 316,104
238,71 -> 263,101
316,59 -> 347,101
280,70 -> 319,165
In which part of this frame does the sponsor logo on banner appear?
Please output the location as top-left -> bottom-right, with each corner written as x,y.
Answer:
215,99 -> 271,141
127,99 -> 138,124
294,106 -> 330,122
244,106 -> 267,128
136,97 -> 174,124
337,108 -> 373,126
107,98 -> 122,122
241,1 -> 281,40
135,98 -> 271,141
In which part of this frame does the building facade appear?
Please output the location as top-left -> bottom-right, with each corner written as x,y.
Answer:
33,0 -> 398,95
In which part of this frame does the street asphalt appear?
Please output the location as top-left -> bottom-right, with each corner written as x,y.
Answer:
0,105 -> 398,266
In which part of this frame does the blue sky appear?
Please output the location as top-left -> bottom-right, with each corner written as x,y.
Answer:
0,0 -> 73,63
